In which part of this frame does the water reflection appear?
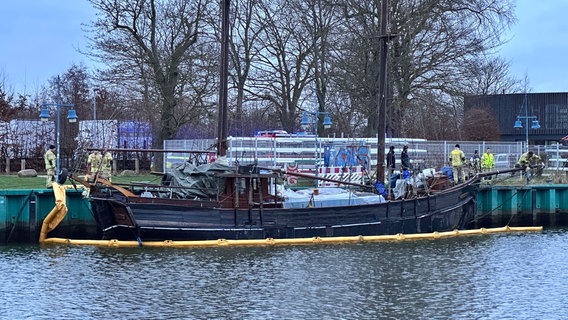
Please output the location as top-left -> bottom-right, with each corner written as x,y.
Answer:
0,229 -> 566,319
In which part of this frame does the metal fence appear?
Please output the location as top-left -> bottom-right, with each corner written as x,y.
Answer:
164,137 -> 542,171
160,138 -> 568,174
5,137 -> 566,174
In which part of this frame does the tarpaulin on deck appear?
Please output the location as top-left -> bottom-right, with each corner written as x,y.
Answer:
166,161 -> 234,199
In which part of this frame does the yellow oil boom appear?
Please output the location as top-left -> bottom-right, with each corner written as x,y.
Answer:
41,227 -> 543,248
39,182 -> 72,243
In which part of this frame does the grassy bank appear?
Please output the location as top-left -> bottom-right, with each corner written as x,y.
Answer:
0,172 -> 162,190
1,170 -> 565,190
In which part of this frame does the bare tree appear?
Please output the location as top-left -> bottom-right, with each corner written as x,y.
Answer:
459,56 -> 522,96
247,0 -> 315,132
77,0 -> 518,146
388,0 -> 514,136
402,90 -> 458,139
0,82 -> 15,171
330,0 -> 383,137
298,0 -> 345,136
85,0 -> 211,168
60,64 -> 92,117
328,0 -> 514,138
216,0 -> 266,136
462,107 -> 500,140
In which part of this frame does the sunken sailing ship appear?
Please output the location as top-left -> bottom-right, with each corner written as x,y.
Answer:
68,0 -> 481,242
77,159 -> 480,242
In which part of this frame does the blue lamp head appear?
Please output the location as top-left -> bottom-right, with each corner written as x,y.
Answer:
301,112 -> 310,127
531,119 -> 540,129
67,109 -> 78,123
40,107 -> 50,121
300,112 -> 312,129
513,119 -> 522,129
323,114 -> 332,129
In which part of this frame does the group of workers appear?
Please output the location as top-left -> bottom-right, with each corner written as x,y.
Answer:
450,144 -> 497,183
386,145 -> 411,178
386,145 -> 413,199
86,150 -> 113,182
386,143 -> 544,186
43,144 -> 113,188
386,143 -> 543,186
449,144 -> 543,184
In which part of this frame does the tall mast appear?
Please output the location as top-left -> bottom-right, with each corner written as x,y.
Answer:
217,0 -> 230,157
376,0 -> 388,183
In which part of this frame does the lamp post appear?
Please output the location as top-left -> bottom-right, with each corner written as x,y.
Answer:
40,78 -> 78,183
92,88 -> 99,148
514,93 -> 540,152
301,111 -> 332,187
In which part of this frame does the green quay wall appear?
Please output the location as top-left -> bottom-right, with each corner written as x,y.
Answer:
476,184 -> 568,228
0,189 -> 97,244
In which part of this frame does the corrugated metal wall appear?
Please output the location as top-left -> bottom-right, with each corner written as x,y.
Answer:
465,93 -> 568,142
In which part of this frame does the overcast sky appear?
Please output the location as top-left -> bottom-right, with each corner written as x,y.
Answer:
0,0 -> 94,95
1,0 -> 567,95
499,0 -> 568,93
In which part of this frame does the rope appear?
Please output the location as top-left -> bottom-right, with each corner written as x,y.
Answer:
470,183 -> 532,224
6,190 -> 35,244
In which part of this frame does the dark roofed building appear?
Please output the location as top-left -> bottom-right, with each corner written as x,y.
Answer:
464,92 -> 568,143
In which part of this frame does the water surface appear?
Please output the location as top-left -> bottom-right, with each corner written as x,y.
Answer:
1,228 -> 566,319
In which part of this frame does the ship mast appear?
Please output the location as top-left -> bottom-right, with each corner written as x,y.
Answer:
217,0 -> 230,157
376,0 -> 389,184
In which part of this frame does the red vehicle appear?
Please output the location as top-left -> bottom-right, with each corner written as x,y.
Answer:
560,135 -> 568,146
255,130 -> 289,137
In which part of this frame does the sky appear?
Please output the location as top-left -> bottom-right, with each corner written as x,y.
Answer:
0,0 -> 95,95
499,0 -> 568,93
1,0 -> 568,95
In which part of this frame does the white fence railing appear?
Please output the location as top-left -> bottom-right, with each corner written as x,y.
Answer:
164,138 -> 568,173
544,143 -> 568,171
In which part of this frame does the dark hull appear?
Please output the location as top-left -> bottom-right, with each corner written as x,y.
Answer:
89,179 -> 479,242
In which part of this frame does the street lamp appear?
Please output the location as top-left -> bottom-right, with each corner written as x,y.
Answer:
514,93 -> 540,152
40,79 -> 78,183
301,111 -> 332,187
92,88 -> 99,148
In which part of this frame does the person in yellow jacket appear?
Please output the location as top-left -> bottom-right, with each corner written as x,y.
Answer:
449,144 -> 466,183
101,151 -> 113,181
86,150 -> 103,181
516,151 -> 542,182
44,144 -> 56,188
481,147 -> 495,172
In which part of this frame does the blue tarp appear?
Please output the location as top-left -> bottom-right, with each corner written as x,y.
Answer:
441,166 -> 453,180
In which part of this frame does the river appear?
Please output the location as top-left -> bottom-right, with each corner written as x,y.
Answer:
1,228 -> 566,319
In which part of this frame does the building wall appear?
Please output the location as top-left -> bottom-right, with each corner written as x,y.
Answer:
464,93 -> 568,143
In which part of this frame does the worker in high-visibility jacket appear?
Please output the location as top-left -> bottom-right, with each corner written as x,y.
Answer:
449,144 -> 466,183
44,144 -> 56,188
101,151 -> 113,182
516,151 -> 542,182
87,150 -> 102,181
481,147 -> 495,172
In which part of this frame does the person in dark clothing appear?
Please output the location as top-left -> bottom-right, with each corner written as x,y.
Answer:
401,145 -> 411,170
470,150 -> 481,173
386,146 -> 396,177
